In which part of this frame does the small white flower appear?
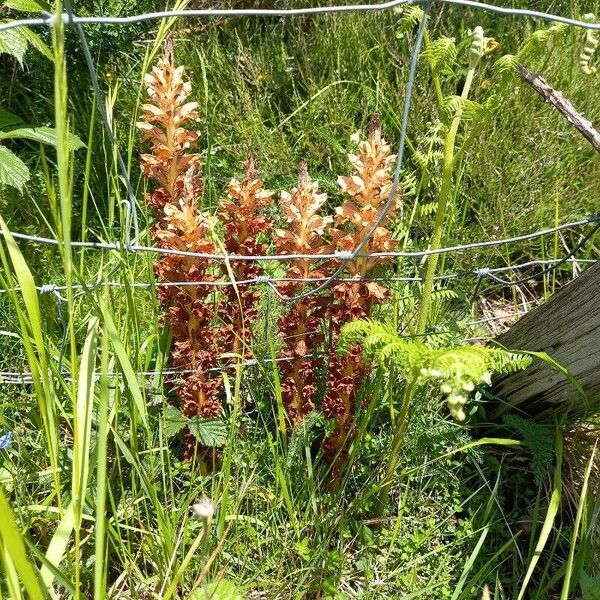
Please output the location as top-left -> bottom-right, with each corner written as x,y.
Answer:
440,383 -> 453,395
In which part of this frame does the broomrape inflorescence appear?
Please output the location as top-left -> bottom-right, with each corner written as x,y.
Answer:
218,153 -> 274,358
138,40 -> 223,458
322,115 -> 401,465
275,161 -> 333,425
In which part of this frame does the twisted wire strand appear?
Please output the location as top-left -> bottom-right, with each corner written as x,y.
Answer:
1,216 -> 597,262
2,0 -> 600,33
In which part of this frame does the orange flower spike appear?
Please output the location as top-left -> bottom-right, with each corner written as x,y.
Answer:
333,114 -> 401,279
276,162 -> 333,424
276,161 -> 333,291
138,39 -> 222,463
217,154 -> 274,357
322,117 -> 402,474
137,37 -> 201,204
219,152 -> 274,257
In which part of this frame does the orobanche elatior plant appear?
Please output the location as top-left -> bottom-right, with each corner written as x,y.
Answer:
321,116 -> 401,467
138,40 -> 225,460
275,161 -> 332,425
138,42 -> 402,468
218,153 -> 274,359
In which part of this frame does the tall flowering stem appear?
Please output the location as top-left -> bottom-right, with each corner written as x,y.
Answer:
138,40 -> 222,458
275,162 -> 332,425
218,153 -> 273,358
323,116 -> 401,466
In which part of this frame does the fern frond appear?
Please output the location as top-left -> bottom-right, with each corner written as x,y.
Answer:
503,414 -> 554,484
493,54 -> 519,76
394,5 -> 424,39
342,319 -> 531,421
422,36 -> 457,75
442,96 -> 491,123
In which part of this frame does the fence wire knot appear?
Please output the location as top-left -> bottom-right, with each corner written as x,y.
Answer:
42,11 -> 74,27
335,250 -> 354,261
39,284 -> 58,294
474,268 -> 492,277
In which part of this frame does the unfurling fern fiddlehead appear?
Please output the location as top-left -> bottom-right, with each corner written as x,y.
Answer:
580,14 -> 598,75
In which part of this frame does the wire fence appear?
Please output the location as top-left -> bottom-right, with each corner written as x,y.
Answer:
1,0 -> 599,385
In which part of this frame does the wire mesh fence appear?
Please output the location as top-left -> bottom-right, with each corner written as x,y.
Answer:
1,0 -> 599,385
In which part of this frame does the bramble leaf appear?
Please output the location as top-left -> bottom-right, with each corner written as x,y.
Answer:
0,146 -> 29,190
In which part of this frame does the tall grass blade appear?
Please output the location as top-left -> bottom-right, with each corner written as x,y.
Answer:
517,431 -> 563,600
39,500 -> 75,597
0,487 -> 45,600
560,442 -> 597,599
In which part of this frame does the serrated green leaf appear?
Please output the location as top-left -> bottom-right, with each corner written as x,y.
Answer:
0,27 -> 29,64
0,109 -> 23,129
0,127 -> 84,151
442,96 -> 491,123
422,36 -> 457,75
21,28 -> 52,60
163,404 -> 188,438
188,418 -> 228,447
0,146 -> 29,190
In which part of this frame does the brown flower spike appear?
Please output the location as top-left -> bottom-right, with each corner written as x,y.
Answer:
218,153 -> 274,358
275,162 -> 333,425
323,116 -> 401,467
138,40 -> 222,460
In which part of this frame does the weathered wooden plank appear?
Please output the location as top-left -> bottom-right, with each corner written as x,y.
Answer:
490,261 -> 600,420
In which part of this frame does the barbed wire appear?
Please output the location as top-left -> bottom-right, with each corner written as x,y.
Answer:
1,216 -> 597,262
0,258 -> 595,298
0,309 -> 525,385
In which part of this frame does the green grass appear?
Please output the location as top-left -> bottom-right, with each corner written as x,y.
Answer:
1,0 -> 600,598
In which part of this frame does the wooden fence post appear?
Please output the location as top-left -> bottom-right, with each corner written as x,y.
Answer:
489,65 -> 600,421
490,261 -> 600,420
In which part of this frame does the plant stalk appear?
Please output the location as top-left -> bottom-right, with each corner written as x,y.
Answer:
416,66 -> 477,334
373,376 -> 417,520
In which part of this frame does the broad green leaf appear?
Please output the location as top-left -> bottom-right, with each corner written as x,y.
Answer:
0,108 -> 23,129
191,579 -> 244,600
163,404 -> 188,438
581,572 -> 600,599
0,146 -> 29,190
0,487 -> 45,600
0,127 -> 84,151
188,417 -> 228,447
0,27 -> 28,63
5,0 -> 49,10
